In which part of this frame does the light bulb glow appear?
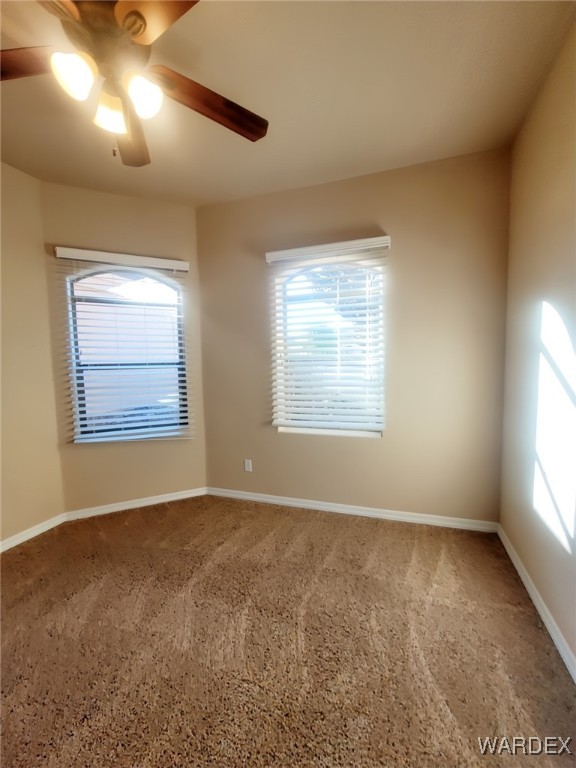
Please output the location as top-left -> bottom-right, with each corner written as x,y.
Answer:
127,75 -> 163,119
50,52 -> 96,101
93,91 -> 127,134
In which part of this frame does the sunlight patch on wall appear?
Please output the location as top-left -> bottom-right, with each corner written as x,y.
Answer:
532,302 -> 575,553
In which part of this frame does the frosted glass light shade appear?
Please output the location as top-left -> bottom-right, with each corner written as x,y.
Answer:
50,52 -> 96,101
126,74 -> 164,119
93,90 -> 127,134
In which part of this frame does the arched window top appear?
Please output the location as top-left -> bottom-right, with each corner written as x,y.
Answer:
71,269 -> 179,305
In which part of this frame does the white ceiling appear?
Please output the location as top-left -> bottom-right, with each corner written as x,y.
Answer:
1,1 -> 575,206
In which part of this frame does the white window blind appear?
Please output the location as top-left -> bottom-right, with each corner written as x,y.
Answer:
54,248 -> 193,443
266,236 -> 389,436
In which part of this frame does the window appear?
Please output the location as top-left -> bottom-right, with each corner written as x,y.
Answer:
267,236 -> 389,436
56,248 -> 192,443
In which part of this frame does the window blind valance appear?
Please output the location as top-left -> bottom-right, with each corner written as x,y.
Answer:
266,235 -> 390,268
55,246 -> 189,273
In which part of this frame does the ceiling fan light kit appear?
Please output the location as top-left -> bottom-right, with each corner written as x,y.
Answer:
50,50 -> 96,101
1,0 -> 269,167
50,49 -> 164,129
124,73 -> 163,120
93,80 -> 127,134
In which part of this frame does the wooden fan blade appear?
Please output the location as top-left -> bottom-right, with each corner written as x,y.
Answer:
114,1 -> 198,45
37,1 -> 80,23
148,65 -> 269,142
1,47 -> 54,81
116,87 -> 151,167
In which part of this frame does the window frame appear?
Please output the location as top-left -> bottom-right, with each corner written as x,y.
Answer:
55,247 -> 192,444
266,236 -> 390,438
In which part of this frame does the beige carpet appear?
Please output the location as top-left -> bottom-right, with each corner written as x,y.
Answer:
1,495 -> 574,767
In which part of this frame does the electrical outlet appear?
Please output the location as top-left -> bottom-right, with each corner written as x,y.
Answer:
244,459 -> 253,472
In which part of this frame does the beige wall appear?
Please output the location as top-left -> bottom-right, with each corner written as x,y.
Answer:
501,25 -> 576,655
1,167 -> 206,530
198,148 -> 510,521
1,165 -> 65,539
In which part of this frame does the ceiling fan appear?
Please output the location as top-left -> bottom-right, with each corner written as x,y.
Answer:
0,0 -> 269,167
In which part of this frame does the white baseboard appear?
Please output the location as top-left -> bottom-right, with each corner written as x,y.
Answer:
0,486 -> 498,552
67,487 -> 208,522
497,525 -> 576,684
0,488 -> 208,553
207,487 -> 499,532
0,513 -> 68,553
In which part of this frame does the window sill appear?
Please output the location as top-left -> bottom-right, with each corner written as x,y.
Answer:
277,427 -> 382,438
73,432 -> 193,444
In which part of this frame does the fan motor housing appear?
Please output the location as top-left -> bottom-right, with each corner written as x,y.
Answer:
61,3 -> 151,81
